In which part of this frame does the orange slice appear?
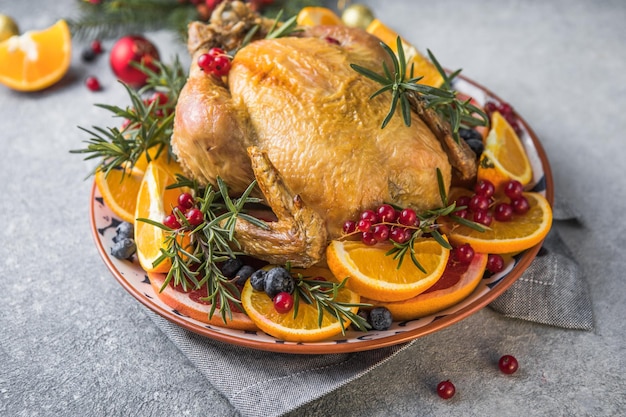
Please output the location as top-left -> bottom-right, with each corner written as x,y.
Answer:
363,253 -> 487,320
326,238 -> 450,302
296,7 -> 343,27
441,188 -> 552,254
477,111 -> 533,193
241,266 -> 360,342
0,19 -> 71,92
147,272 -> 258,331
95,165 -> 145,224
134,160 -> 185,273
366,19 -> 443,87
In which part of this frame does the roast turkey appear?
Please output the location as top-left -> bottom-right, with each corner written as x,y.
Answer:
171,2 -> 475,267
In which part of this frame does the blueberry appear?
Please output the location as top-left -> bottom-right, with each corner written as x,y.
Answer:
263,267 -> 295,298
111,238 -> 136,260
368,307 -> 393,331
81,48 -> 96,62
115,222 -> 134,240
221,258 -> 244,278
459,127 -> 482,142
465,138 -> 484,156
234,265 -> 255,287
250,270 -> 267,291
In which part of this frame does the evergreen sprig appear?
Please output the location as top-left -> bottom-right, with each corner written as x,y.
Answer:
70,57 -> 185,177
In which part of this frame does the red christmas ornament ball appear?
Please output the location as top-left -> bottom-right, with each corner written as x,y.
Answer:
109,35 -> 160,87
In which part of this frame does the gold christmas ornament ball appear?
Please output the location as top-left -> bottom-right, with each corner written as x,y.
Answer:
341,4 -> 375,29
0,14 -> 20,42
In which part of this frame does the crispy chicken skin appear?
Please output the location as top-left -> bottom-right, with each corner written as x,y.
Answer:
171,19 -> 453,266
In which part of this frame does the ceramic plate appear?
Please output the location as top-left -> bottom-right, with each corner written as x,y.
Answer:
90,76 -> 553,354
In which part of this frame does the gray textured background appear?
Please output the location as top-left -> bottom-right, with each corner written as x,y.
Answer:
1,0 -> 625,416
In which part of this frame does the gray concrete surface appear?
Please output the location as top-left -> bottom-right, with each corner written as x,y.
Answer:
1,0 -> 624,416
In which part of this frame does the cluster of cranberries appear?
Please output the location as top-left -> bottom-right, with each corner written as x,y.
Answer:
437,354 -> 519,399
197,47 -> 232,78
454,179 -> 530,227
342,204 -> 420,246
162,192 -> 205,230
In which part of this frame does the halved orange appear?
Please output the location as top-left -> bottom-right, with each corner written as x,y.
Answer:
241,266 -> 360,342
134,160 -> 185,273
326,238 -> 450,302
477,111 -> 533,193
441,188 -> 552,254
95,165 -> 145,224
0,19 -> 71,92
296,7 -> 343,27
147,272 -> 258,331
366,19 -> 443,88
363,253 -> 487,320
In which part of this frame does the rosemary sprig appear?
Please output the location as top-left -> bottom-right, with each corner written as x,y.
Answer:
351,37 -> 489,141
293,275 -> 372,334
137,175 -> 268,324
70,58 -> 186,177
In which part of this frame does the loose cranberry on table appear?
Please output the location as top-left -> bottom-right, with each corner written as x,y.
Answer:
85,76 -> 101,91
436,380 -> 456,399
498,355 -> 519,374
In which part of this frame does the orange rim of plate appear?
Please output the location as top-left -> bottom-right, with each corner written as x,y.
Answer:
89,75 -> 554,354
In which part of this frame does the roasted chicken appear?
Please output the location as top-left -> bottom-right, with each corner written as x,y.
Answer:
172,2 -> 475,267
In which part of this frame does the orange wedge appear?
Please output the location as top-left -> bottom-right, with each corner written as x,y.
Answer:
326,238 -> 450,302
477,111 -> 533,194
95,165 -> 145,224
241,266 -> 360,342
94,149 -> 171,223
296,7 -> 343,27
441,188 -> 552,254
134,160 -> 185,273
0,19 -> 71,92
364,253 -> 487,320
366,19 -> 443,87
147,272 -> 258,331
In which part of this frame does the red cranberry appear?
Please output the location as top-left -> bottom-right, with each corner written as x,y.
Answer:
85,76 -> 101,91
486,254 -> 505,273
185,208 -> 204,227
504,180 -> 524,200
376,204 -> 397,223
212,54 -> 231,76
469,194 -> 490,212
360,210 -> 378,223
342,220 -> 357,234
356,219 -> 372,233
163,214 -> 181,229
456,195 -> 471,208
273,292 -> 294,314
197,53 -> 215,72
473,210 -> 493,226
91,40 -> 103,54
436,380 -> 455,399
498,355 -> 519,374
389,227 -> 409,244
177,192 -> 195,211
512,196 -> 530,214
372,224 -> 390,242
494,203 -> 514,222
474,180 -> 495,198
452,243 -> 474,264
398,208 -> 418,227
361,231 -> 377,246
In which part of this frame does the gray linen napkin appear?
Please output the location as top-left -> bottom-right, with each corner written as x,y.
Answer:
146,196 -> 593,417
488,197 -> 594,330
